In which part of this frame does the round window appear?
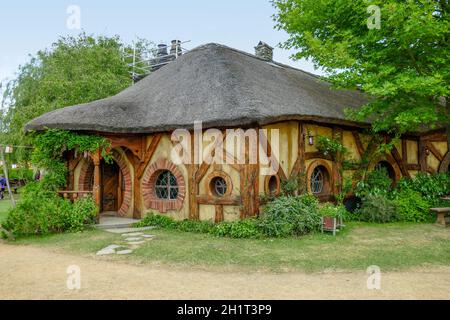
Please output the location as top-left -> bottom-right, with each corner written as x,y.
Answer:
211,177 -> 228,197
155,170 -> 179,200
311,166 -> 326,194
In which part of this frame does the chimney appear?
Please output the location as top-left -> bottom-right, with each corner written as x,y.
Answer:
170,40 -> 182,56
255,41 -> 274,61
157,43 -> 168,57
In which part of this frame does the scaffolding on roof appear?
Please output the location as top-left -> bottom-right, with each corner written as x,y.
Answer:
125,40 -> 191,83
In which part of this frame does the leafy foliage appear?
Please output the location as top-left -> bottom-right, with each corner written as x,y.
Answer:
396,172 -> 450,206
316,135 -> 348,160
355,194 -> 399,223
259,195 -> 322,237
136,213 -> 261,239
1,182 -> 97,237
273,0 -> 449,136
318,203 -> 347,218
355,167 -> 392,198
392,189 -> 432,223
31,129 -> 111,189
211,219 -> 261,239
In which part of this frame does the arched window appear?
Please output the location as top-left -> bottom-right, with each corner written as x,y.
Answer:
211,176 -> 228,197
155,170 -> 179,200
307,160 -> 332,196
311,166 -> 326,194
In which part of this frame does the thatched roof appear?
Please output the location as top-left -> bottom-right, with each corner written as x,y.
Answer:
25,43 -> 368,134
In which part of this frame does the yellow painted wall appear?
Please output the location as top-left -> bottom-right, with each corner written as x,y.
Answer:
427,153 -> 441,171
406,140 -> 418,164
432,141 -> 448,156
342,131 -> 361,162
199,204 -> 216,222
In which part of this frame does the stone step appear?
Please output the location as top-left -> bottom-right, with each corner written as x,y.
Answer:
95,217 -> 142,230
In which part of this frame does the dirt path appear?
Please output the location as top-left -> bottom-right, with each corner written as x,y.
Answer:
1,243 -> 449,300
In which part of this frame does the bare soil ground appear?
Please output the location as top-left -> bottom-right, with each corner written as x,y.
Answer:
1,243 -> 449,300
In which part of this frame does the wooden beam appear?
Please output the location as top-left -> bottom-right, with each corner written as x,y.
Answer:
407,164 -> 421,171
402,139 -> 408,164
290,122 -> 306,178
136,134 -> 162,179
426,142 -> 444,162
215,205 -> 224,223
92,150 -> 102,219
305,152 -> 333,161
390,145 -> 411,178
132,134 -> 161,219
195,162 -> 211,183
332,127 -> 343,194
197,195 -> 241,205
352,131 -> 365,158
418,138 -> 427,172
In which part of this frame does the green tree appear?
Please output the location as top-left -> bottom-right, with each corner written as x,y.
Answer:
273,0 -> 449,141
1,33 -> 154,164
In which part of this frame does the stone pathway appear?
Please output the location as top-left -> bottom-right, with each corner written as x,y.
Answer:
96,229 -> 156,256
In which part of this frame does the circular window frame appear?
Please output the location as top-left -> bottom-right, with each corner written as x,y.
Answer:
154,170 -> 179,200
206,171 -> 233,198
264,174 -> 281,196
142,158 -> 185,213
306,160 -> 332,196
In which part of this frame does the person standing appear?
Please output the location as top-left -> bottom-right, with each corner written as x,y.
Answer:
0,175 -> 6,200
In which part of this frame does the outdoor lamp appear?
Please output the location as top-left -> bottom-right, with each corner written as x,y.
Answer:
308,132 -> 314,146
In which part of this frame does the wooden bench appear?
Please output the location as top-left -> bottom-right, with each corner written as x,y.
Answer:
430,207 -> 450,227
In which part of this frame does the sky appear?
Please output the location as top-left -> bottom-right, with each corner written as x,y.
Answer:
0,0 -> 323,85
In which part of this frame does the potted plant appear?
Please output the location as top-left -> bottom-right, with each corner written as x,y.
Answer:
319,203 -> 345,236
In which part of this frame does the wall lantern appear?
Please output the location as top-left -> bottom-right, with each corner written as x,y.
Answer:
307,131 -> 314,146
5,145 -> 13,154
425,147 -> 430,156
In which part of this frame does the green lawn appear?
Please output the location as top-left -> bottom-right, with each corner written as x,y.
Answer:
11,221 -> 450,273
3,193 -> 449,273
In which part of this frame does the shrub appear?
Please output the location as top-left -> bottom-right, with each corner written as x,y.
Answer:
136,212 -> 261,238
356,194 -> 399,223
2,182 -> 96,237
135,213 -> 178,229
396,173 -> 450,206
259,195 -> 321,237
212,219 -> 261,239
178,219 -> 214,234
392,189 -> 432,223
355,168 -> 393,198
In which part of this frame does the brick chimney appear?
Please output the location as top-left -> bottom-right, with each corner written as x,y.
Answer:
255,41 -> 273,61
157,43 -> 168,57
170,40 -> 182,56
